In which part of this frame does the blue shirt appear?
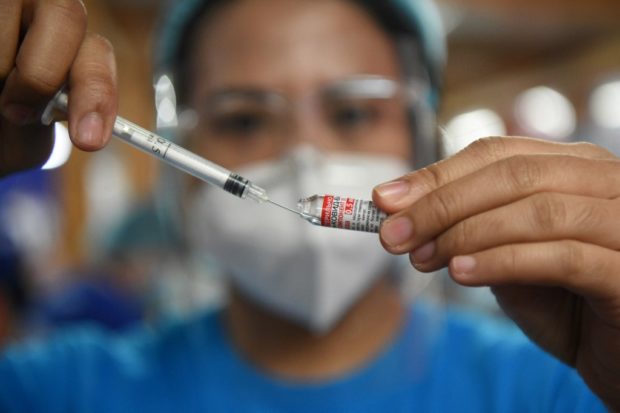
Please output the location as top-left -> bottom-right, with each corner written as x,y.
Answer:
0,303 -> 605,412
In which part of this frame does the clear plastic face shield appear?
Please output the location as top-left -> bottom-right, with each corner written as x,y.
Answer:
147,29 -> 441,320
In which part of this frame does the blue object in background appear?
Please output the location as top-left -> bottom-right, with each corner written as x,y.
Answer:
0,169 -> 55,201
34,278 -> 143,332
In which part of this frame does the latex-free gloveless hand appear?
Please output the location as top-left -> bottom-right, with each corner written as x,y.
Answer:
374,136 -> 620,410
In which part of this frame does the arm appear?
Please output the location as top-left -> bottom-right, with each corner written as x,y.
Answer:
374,136 -> 620,411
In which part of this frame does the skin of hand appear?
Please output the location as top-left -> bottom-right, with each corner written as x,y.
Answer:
0,0 -> 118,177
374,136 -> 620,410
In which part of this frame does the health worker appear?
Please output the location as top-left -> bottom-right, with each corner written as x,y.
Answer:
0,0 -> 619,412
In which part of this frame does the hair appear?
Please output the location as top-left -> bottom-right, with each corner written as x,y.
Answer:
170,0 -> 428,106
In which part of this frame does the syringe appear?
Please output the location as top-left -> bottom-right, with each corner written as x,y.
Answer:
41,90 -> 297,211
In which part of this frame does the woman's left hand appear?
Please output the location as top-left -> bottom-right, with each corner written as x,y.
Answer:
373,136 -> 620,410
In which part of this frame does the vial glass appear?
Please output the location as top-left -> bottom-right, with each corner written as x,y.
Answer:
298,195 -> 387,233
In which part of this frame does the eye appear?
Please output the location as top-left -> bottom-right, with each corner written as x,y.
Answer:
327,101 -> 379,130
209,111 -> 271,137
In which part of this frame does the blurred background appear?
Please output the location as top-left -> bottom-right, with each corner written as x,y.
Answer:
1,0 -> 619,346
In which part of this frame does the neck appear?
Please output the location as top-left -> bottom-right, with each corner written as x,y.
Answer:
225,276 -> 405,380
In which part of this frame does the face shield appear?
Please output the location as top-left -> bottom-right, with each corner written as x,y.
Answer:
146,0 -> 447,319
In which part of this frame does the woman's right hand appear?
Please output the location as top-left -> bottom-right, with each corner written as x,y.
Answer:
0,0 -> 118,177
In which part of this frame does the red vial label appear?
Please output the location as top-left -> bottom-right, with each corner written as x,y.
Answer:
320,195 -> 386,233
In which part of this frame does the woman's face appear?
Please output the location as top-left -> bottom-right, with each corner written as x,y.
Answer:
186,0 -> 412,170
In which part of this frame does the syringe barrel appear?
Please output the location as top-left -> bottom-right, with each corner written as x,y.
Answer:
112,119 -> 231,188
111,120 -> 271,202
43,90 -> 268,202
298,194 -> 387,233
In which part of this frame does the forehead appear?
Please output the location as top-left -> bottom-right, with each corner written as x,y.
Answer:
188,0 -> 401,99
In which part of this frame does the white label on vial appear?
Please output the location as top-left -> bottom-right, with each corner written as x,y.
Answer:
320,195 -> 386,233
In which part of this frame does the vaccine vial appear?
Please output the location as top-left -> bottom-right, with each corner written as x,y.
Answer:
297,195 -> 387,233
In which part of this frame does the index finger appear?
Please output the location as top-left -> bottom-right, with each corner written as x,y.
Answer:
0,0 -> 87,122
373,136 -> 615,214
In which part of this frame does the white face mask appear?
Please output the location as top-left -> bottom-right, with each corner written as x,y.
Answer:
185,146 -> 412,333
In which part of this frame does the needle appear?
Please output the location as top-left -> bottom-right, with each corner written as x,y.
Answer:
267,199 -> 301,216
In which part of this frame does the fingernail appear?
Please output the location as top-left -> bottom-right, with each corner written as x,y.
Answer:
374,180 -> 410,203
381,216 -> 413,248
2,104 -> 38,125
78,112 -> 104,147
452,256 -> 477,275
412,241 -> 435,264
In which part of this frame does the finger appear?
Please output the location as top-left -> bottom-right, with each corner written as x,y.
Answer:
373,137 -> 616,214
449,241 -> 620,305
0,0 -> 87,124
412,194 -> 620,271
0,0 -> 22,83
380,154 -> 620,254
67,33 -> 117,151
